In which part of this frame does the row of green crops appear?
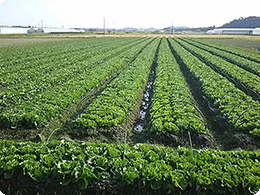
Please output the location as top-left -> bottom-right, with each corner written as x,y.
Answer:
147,38 -> 206,134
183,38 -> 260,77
0,38 -> 144,108
191,38 -> 260,64
0,38 -> 126,78
0,38 -> 152,128
1,37 -> 260,136
169,38 -> 260,137
176,38 -> 260,98
74,38 -> 160,129
0,140 -> 259,194
0,37 -> 127,69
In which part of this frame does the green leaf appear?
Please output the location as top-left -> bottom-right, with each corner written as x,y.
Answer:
178,177 -> 189,190
95,156 -> 108,170
108,148 -> 121,158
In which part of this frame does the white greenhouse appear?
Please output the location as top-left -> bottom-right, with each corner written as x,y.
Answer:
207,28 -> 260,35
253,28 -> 260,35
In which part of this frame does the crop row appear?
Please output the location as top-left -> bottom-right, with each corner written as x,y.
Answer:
1,37 -> 260,137
0,140 -> 259,194
175,38 -> 260,99
169,38 -> 260,137
182,38 -> 260,77
0,39 -> 119,88
147,38 -> 206,134
190,38 -> 260,64
0,38 -> 144,107
0,37 -> 123,72
74,38 -> 160,129
0,38 -> 152,128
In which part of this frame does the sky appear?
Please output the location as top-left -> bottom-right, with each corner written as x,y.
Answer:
0,0 -> 259,29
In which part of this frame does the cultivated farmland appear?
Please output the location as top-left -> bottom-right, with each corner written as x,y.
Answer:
0,35 -> 260,194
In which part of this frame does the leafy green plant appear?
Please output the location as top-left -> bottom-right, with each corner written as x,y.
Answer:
74,38 -> 160,129
147,38 -> 207,135
169,38 -> 260,136
0,140 -> 260,194
0,37 -> 149,128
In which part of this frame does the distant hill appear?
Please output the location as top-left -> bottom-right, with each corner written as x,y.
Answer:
162,16 -> 260,33
163,26 -> 215,33
221,16 -> 260,28
163,26 -> 188,32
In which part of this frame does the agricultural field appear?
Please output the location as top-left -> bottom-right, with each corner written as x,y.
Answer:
0,34 -> 260,194
197,37 -> 260,51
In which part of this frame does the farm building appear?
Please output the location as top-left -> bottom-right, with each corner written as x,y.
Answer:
27,28 -> 44,33
253,28 -> 260,35
0,26 -> 83,34
43,28 -> 84,33
207,28 -> 260,35
0,27 -> 29,34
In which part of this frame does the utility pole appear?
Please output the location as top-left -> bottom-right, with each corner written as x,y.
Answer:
103,17 -> 106,34
113,20 -> 115,33
41,20 -> 43,29
172,20 -> 174,34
